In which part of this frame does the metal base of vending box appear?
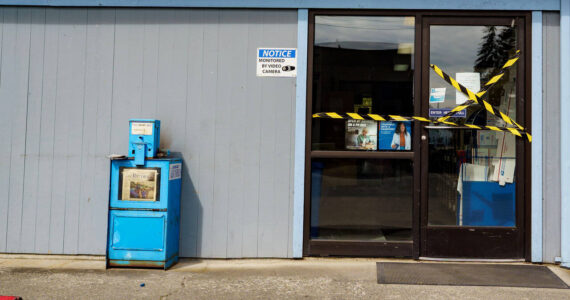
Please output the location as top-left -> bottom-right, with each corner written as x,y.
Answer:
108,254 -> 178,270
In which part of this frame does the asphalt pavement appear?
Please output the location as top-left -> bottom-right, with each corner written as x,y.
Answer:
1,255 -> 569,299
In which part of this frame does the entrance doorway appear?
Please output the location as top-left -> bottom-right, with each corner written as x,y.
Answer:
304,11 -> 531,259
420,16 -> 529,258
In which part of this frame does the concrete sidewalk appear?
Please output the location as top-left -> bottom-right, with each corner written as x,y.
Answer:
1,255 -> 569,299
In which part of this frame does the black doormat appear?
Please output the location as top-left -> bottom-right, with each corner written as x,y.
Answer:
377,262 -> 568,289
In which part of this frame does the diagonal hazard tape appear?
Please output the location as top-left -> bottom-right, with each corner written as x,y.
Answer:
431,65 -> 480,104
433,50 -> 520,122
430,50 -> 524,125
312,112 -> 530,140
431,65 -> 524,135
430,64 -> 523,128
477,50 -> 520,98
430,66 -> 528,138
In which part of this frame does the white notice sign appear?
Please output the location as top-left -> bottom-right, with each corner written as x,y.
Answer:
169,163 -> 182,180
256,48 -> 297,77
455,72 -> 481,104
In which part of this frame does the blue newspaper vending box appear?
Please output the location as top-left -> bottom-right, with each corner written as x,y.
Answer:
107,119 -> 182,269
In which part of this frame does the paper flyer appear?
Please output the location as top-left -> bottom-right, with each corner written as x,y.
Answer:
455,72 -> 480,104
378,121 -> 412,150
345,120 -> 378,150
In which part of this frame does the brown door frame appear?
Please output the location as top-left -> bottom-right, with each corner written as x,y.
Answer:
304,10 -> 420,257
419,14 -> 531,259
303,10 -> 532,260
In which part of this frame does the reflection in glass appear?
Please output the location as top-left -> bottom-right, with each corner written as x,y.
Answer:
310,159 -> 413,241
427,25 -> 517,227
429,25 -> 517,126
312,16 -> 415,150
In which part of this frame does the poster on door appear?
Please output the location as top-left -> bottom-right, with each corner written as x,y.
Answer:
378,121 -> 412,151
345,120 -> 377,150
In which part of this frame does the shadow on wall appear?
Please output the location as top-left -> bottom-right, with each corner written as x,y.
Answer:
170,151 -> 203,258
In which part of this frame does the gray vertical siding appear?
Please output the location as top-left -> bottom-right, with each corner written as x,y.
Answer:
7,7 -> 561,263
542,12 -> 561,263
0,7 -> 297,258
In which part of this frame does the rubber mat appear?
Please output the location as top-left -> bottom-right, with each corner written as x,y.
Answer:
377,262 -> 568,288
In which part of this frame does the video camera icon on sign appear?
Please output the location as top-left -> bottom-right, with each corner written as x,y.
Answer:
282,65 -> 295,72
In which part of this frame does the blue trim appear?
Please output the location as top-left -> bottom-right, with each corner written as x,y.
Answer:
0,0 -> 560,10
292,8 -> 308,259
531,11 -> 543,263
561,0 -> 570,268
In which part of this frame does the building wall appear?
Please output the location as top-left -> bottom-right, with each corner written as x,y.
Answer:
0,6 -> 564,263
0,7 -> 298,258
542,11 -> 561,263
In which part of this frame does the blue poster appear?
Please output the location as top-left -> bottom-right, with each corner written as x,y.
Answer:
378,121 -> 412,151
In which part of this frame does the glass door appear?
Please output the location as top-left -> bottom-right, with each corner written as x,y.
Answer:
420,16 -> 528,258
305,13 -> 420,256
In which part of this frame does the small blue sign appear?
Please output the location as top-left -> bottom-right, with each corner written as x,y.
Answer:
429,108 -> 466,118
429,88 -> 446,103
258,49 -> 296,58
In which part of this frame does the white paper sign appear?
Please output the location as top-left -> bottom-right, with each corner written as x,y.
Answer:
256,48 -> 297,77
455,72 -> 481,104
131,122 -> 153,135
169,163 -> 182,180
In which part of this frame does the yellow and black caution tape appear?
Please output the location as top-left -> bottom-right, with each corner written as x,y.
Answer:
430,52 -> 523,130
312,112 -> 530,141
430,65 -> 523,130
434,51 -> 520,122
476,50 -> 520,97
312,50 -> 531,142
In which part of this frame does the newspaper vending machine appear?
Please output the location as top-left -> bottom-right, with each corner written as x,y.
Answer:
107,119 -> 182,269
